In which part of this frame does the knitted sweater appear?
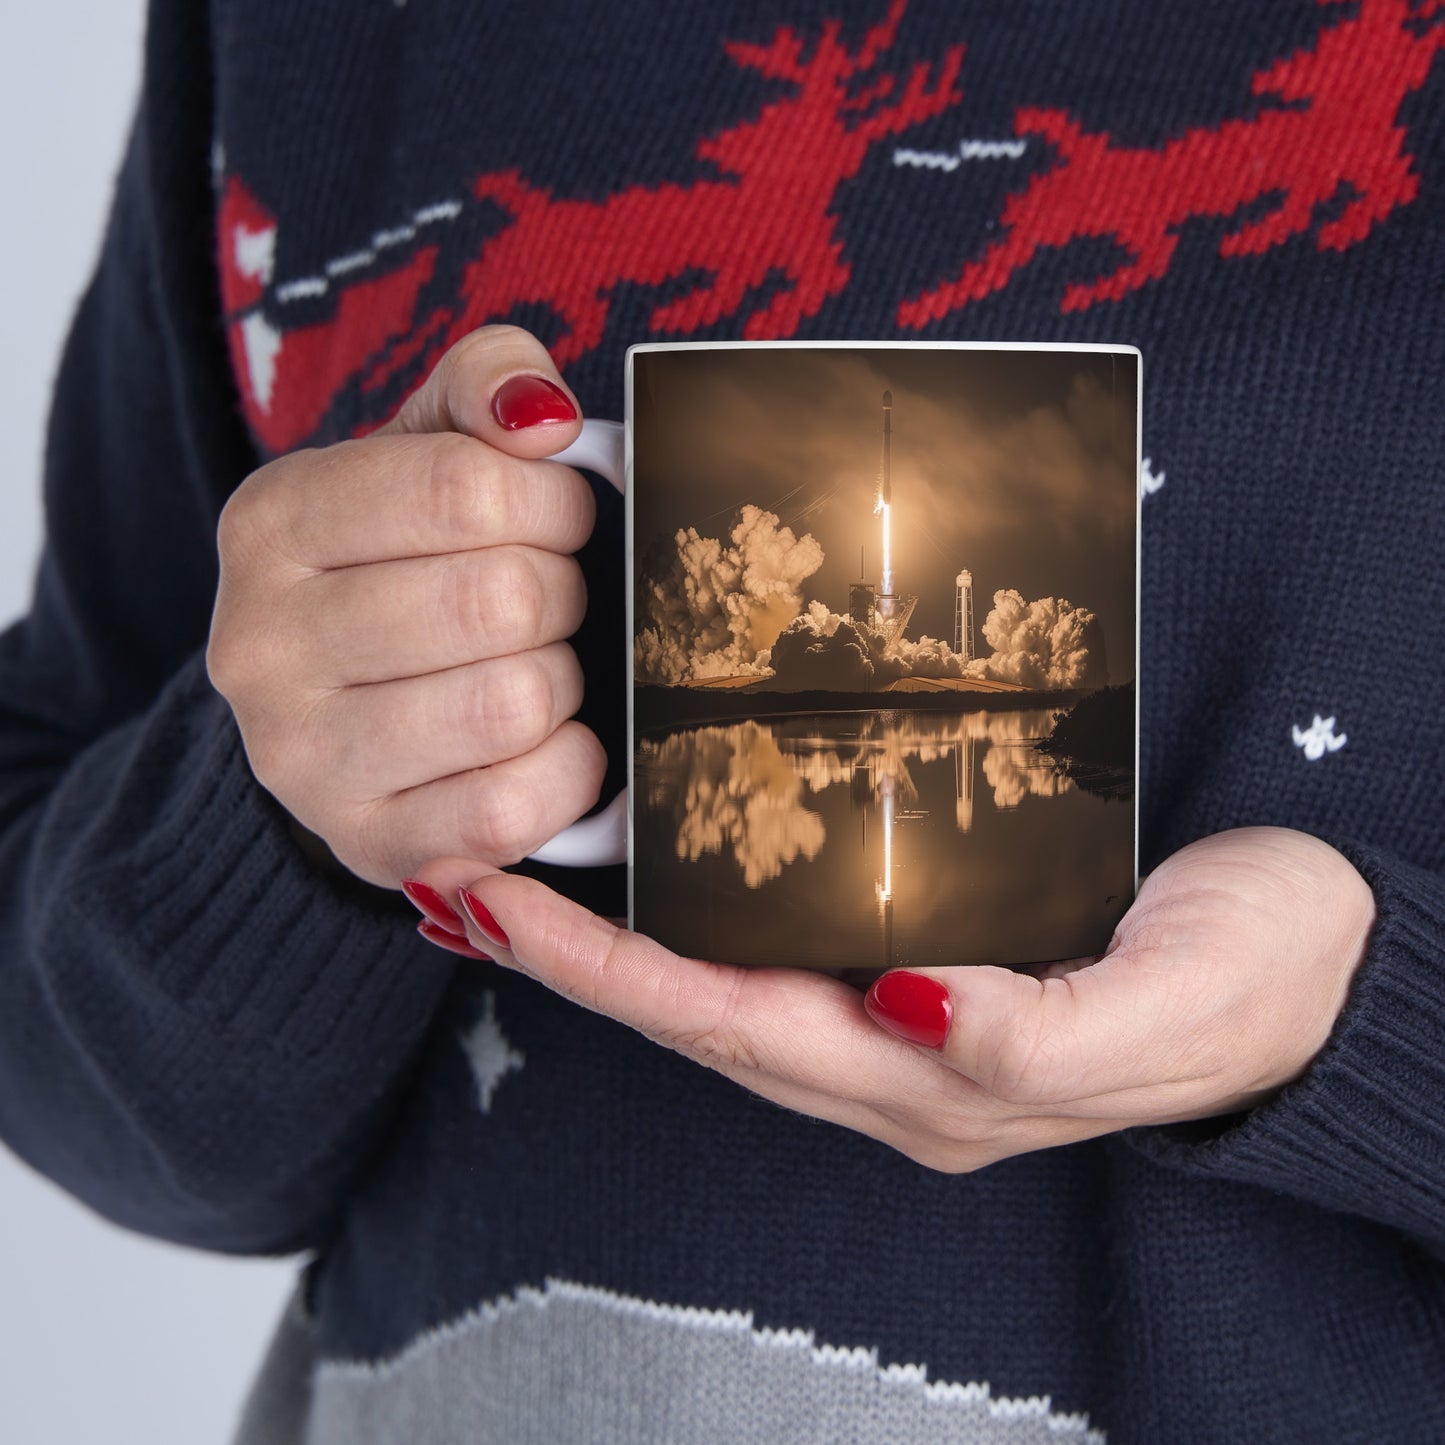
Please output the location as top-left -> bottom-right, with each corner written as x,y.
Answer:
1,0 -> 1443,1440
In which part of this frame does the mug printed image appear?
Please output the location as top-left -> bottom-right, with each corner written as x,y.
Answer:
628,342 -> 1139,970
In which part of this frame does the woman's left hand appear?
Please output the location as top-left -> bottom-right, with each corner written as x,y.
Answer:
408,826 -> 1376,1171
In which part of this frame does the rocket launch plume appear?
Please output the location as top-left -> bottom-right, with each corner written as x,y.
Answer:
877,389 -> 894,598
637,510 -> 1102,691
976,589 -> 1105,690
635,507 -> 824,685
760,590 -> 1101,691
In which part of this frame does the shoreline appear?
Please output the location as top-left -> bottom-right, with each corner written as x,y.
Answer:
634,684 -> 1083,734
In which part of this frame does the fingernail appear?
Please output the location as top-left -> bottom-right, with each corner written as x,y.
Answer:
491,375 -> 577,430
864,971 -> 952,1050
417,919 -> 493,961
458,888 -> 511,951
401,879 -> 466,936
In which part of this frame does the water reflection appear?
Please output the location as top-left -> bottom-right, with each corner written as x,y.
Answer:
634,706 -> 1133,970
642,721 -> 826,888
639,709 -> 1066,890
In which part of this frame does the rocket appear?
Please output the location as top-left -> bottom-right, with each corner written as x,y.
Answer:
881,389 -> 893,504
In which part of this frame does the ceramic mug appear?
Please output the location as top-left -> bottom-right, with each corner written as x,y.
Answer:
534,341 -> 1140,970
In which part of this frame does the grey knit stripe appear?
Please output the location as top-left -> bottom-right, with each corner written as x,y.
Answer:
233,1278 -> 1106,1445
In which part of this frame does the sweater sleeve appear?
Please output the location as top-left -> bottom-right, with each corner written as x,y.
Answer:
1124,842 -> 1445,1256
0,0 -> 453,1255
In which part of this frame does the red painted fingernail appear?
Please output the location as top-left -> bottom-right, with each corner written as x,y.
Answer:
491,374 -> 577,430
458,888 -> 511,950
864,971 -> 953,1050
401,879 -> 466,936
417,919 -> 493,961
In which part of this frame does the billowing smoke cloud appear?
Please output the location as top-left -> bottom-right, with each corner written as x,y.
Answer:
635,507 -> 823,684
759,602 -> 909,692
973,589 -> 1107,690
638,512 -> 1104,693
759,592 -> 1102,693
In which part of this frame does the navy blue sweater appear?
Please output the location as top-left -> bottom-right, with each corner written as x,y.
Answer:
2,1 -> 1443,1439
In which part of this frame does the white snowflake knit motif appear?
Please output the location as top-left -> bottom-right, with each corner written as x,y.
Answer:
1292,715 -> 1347,760
459,991 -> 525,1114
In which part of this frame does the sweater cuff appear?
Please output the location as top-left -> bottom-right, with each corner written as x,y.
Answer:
1123,842 -> 1445,1247
62,652 -> 450,1063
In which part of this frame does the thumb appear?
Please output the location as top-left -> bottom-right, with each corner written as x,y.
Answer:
377,323 -> 583,457
864,959 -> 1165,1110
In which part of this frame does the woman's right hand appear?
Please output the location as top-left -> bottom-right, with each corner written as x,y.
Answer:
206,325 -> 604,888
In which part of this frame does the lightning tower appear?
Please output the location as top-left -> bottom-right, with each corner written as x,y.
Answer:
954,570 -> 974,662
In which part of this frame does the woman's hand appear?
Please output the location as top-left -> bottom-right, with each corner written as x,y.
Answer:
207,325 -> 604,888
410,827 -> 1376,1170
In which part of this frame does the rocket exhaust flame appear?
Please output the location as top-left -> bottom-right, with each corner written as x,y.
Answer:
880,502 -> 893,601
879,389 -> 894,598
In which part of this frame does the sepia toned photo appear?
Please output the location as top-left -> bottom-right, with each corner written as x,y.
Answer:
629,343 -> 1138,970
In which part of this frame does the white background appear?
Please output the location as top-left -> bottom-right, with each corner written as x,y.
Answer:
0,7 -> 296,1441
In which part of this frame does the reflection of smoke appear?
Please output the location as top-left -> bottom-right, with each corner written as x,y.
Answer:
640,709 -> 1069,890
971,590 -> 1105,690
638,722 -> 825,888
782,708 -> 1069,815
983,736 -> 1071,808
635,508 -> 823,684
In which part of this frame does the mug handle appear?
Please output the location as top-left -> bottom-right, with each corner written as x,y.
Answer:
526,418 -> 628,868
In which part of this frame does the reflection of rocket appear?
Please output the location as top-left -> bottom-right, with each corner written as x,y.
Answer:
881,389 -> 892,504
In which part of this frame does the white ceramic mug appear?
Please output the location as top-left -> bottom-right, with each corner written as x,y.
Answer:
530,341 -> 1139,971
526,417 -> 628,868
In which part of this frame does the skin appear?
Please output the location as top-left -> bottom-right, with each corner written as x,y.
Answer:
207,326 -> 599,887
415,828 -> 1376,1170
208,324 -> 1379,1173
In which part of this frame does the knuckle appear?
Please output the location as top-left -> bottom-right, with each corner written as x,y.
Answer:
439,546 -> 531,656
553,557 -> 589,636
568,926 -> 634,1018
676,992 -> 756,1074
349,796 -> 405,882
214,480 -> 265,574
241,723 -> 293,796
506,655 -> 558,733
548,642 -> 586,715
435,326 -> 548,421
541,473 -> 597,555
978,1011 -> 1061,1106
424,435 -> 486,531
205,611 -> 265,701
459,656 -> 553,759
452,323 -> 537,364
556,721 -> 608,807
656,969 -> 759,1074
216,452 -> 311,568
432,332 -> 485,408
482,549 -> 544,647
460,769 -> 544,865
204,618 -> 241,696
206,590 -> 306,705
425,438 -> 527,544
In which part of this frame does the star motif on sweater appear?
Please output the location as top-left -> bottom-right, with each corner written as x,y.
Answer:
459,992 -> 525,1114
1292,715 -> 1347,760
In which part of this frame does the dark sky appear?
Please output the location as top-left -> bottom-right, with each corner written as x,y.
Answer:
632,345 -> 1138,681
